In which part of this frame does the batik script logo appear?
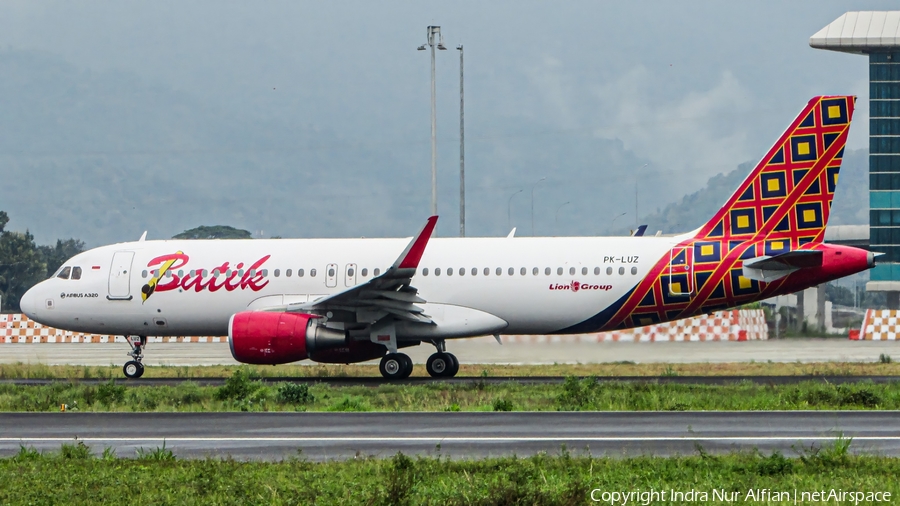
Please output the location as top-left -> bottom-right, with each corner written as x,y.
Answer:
141,252 -> 271,302
549,281 -> 612,292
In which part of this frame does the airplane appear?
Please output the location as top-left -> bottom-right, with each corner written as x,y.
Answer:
20,95 -> 872,380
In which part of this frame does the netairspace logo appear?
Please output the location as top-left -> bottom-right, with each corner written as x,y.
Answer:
590,488 -> 893,505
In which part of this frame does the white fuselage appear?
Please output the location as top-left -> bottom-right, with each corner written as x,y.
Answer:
21,235 -> 677,338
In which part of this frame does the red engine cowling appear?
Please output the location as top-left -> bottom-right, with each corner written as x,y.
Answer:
228,311 -> 347,365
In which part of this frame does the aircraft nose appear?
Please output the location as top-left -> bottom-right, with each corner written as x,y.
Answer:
19,286 -> 38,319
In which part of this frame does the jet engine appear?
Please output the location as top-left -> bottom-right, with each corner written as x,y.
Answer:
228,311 -> 347,365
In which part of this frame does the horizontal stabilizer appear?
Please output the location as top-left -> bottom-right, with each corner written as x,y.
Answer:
742,250 -> 823,282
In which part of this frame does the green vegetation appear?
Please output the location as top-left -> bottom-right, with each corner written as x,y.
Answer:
172,225 -> 253,240
0,441 -> 897,505
4,360 -> 900,381
0,210 -> 85,312
4,373 -> 900,412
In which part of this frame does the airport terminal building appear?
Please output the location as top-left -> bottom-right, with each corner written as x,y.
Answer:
812,12 -> 900,307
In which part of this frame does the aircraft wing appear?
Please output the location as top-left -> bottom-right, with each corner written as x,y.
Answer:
292,216 -> 438,324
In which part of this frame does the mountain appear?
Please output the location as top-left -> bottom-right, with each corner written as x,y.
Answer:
632,148 -> 868,235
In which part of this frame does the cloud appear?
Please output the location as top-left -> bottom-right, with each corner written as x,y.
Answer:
589,67 -> 755,194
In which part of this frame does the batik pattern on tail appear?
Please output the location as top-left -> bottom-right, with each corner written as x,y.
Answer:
563,96 -> 855,333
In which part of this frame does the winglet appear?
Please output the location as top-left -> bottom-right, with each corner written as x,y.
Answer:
393,216 -> 438,270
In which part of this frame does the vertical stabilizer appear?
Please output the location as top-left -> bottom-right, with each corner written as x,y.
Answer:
694,96 -> 854,246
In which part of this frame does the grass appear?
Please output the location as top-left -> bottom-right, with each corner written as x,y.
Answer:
3,360 -> 900,380
0,441 -> 897,504
4,372 -> 900,412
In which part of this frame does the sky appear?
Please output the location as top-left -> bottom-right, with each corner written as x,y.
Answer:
0,1 -> 895,243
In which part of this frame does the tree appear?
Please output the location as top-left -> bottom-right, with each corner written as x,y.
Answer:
172,225 -> 253,240
0,230 -> 46,312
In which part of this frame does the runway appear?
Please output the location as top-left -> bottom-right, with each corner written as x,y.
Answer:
0,338 -> 897,366
0,411 -> 897,461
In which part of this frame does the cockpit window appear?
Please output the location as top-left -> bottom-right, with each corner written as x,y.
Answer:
57,266 -> 71,280
71,267 -> 82,280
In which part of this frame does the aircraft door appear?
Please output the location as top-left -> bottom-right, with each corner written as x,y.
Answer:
325,263 -> 338,288
345,263 -> 357,286
108,251 -> 135,300
667,245 -> 694,297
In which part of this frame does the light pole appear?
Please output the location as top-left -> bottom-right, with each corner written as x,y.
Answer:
555,201 -> 570,234
531,177 -> 546,237
635,163 -> 648,228
507,189 -> 523,231
418,26 -> 447,219
457,44 -> 465,237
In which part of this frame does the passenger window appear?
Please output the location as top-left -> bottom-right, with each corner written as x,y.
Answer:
631,266 -> 638,275
520,267 -> 526,276
435,268 -> 441,276
582,267 -> 587,275
423,268 -> 429,276
545,267 -> 551,275
532,267 -> 539,275
274,269 -> 280,277
177,270 -> 184,278
569,267 -> 575,275
348,267 -> 355,277
311,268 -> 317,277
618,267 -> 625,275
607,267 -> 613,275
286,269 -> 292,277
141,270 -> 148,278
71,267 -> 82,280
57,266 -> 71,279
328,267 -> 335,277
447,268 -> 453,276
472,267 -> 477,276
496,267 -> 502,276
594,267 -> 600,275
298,269 -> 305,277
484,267 -> 490,276
557,267 -> 563,275
508,267 -> 514,276
374,268 -> 380,276
262,269 -> 268,277
238,269 -> 245,277
361,268 -> 367,277
459,268 -> 465,276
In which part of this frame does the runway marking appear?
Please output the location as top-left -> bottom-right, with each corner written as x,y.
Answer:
0,436 -> 897,443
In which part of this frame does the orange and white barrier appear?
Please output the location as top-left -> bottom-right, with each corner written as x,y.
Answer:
0,314 -> 225,343
501,309 -> 767,343
858,309 -> 900,341
1,309 -> 768,344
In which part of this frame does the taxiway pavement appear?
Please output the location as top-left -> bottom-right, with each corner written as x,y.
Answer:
0,411 -> 896,461
0,338 -> 896,366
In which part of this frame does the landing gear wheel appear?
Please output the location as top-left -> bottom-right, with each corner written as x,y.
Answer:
426,352 -> 452,378
398,353 -> 413,379
380,353 -> 413,380
123,360 -> 144,379
446,353 -> 459,378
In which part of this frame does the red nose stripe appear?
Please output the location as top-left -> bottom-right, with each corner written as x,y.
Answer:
92,266 -> 101,270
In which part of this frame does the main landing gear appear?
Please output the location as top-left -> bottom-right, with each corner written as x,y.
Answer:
377,341 -> 459,380
379,353 -> 413,380
123,335 -> 147,379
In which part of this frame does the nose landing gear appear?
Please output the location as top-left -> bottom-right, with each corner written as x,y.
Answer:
123,335 -> 146,379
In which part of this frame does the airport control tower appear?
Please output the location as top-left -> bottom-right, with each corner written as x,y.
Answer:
811,12 -> 900,307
